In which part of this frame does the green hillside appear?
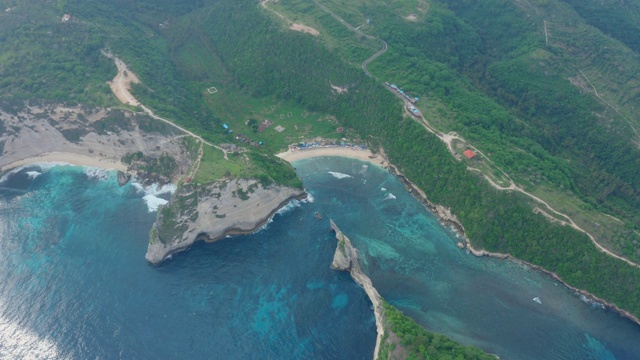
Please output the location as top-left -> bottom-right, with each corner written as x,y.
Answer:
2,0 -> 640,355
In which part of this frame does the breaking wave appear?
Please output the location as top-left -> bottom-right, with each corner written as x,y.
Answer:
83,167 -> 111,181
26,171 -> 41,180
579,294 -> 605,309
132,182 -> 177,212
328,172 -> 352,179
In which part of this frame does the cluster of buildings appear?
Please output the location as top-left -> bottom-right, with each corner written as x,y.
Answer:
385,82 -> 419,104
289,140 -> 367,152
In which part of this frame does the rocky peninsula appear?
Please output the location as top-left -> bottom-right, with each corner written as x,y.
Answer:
146,179 -> 305,264
330,219 -> 398,360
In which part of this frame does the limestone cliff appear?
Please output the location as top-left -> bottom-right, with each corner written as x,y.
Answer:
0,102 -> 192,178
146,179 -> 305,264
330,220 -> 386,360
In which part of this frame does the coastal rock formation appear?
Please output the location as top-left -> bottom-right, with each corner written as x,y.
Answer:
329,220 -> 387,360
117,171 -> 131,186
146,179 -> 305,264
0,102 -> 192,177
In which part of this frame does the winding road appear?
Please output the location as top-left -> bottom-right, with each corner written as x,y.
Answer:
310,0 -> 387,79
310,0 -> 640,269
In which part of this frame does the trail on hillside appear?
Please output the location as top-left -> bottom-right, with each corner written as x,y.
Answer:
310,1 -> 640,269
103,51 -> 228,178
310,0 -> 387,79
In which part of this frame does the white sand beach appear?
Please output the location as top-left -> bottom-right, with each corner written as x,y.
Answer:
0,152 -> 127,172
276,147 -> 387,167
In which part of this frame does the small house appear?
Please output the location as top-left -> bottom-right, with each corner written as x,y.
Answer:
463,150 -> 476,160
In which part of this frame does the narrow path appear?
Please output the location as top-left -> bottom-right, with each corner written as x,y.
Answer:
579,69 -> 640,142
310,1 -> 640,269
103,51 -> 228,161
311,0 -> 387,79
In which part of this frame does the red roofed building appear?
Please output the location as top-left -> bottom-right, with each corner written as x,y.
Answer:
463,149 -> 476,159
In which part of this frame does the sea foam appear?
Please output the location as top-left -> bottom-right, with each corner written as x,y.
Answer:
132,182 -> 177,212
328,171 -> 352,179
83,167 -> 111,181
142,194 -> 169,212
26,171 -> 41,180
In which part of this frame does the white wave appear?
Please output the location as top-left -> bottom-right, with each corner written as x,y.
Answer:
579,294 -> 605,309
328,171 -> 352,179
132,182 -> 177,196
302,192 -> 315,203
83,166 -> 111,181
26,171 -> 41,180
36,162 -> 73,171
0,311 -> 60,359
142,194 -> 169,212
132,182 -> 177,212
0,166 -> 27,185
381,187 -> 386,192
276,198 -> 303,216
384,193 -> 397,200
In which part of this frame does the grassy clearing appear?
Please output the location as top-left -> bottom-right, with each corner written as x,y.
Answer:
203,87 -> 342,153
192,145 -> 255,184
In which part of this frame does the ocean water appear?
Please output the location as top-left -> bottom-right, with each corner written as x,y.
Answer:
0,158 -> 639,359
294,157 -> 640,360
0,165 -> 375,359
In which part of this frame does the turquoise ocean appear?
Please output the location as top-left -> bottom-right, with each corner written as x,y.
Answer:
0,156 -> 639,359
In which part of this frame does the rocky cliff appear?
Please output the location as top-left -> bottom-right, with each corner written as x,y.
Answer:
330,219 -> 386,360
0,102 -> 192,179
146,179 -> 305,264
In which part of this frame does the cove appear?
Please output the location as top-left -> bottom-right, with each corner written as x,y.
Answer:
0,157 -> 639,359
294,156 -> 640,360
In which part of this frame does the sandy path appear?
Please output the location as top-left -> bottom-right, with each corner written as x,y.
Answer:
309,0 -> 640,269
261,0 -> 320,36
103,52 -> 229,162
276,147 -> 386,167
108,57 -> 140,106
1,152 -> 127,172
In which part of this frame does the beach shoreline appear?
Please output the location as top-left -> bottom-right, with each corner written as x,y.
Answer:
276,146 -> 387,167
281,145 -> 640,328
0,152 -> 127,173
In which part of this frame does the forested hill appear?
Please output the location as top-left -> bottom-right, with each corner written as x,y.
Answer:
2,0 -> 640,351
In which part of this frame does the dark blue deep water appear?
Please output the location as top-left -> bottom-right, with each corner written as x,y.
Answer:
1,157 -> 639,359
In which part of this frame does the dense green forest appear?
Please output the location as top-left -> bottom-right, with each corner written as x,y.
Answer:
2,0 -> 640,355
114,0 -> 640,319
380,302 -> 495,360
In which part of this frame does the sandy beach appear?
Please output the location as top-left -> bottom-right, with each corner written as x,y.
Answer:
0,152 -> 127,173
276,147 -> 387,167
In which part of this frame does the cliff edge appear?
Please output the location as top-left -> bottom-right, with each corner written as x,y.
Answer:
146,179 -> 305,264
330,219 -> 386,360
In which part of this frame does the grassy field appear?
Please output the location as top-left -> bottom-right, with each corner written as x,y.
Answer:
202,87 -> 343,153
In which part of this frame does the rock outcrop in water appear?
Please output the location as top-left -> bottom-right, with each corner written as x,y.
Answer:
330,219 -> 387,360
146,179 -> 305,264
117,171 -> 131,186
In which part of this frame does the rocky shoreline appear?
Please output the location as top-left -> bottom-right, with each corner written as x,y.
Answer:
385,158 -> 640,327
146,179 -> 306,264
329,219 -> 386,360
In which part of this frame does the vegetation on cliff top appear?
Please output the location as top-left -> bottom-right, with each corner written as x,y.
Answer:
379,301 -> 494,360
4,0 -> 640,351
